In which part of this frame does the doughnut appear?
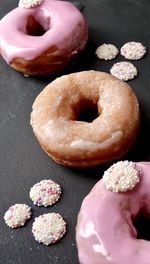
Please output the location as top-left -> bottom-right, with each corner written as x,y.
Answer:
4,204 -> 32,228
76,161 -> 150,264
32,213 -> 67,245
30,70 -> 140,168
0,0 -> 88,76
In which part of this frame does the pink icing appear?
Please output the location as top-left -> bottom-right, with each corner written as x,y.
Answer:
0,0 -> 88,62
76,162 -> 150,264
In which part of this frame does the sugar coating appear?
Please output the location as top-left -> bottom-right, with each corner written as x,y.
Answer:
70,131 -> 123,150
103,161 -> 140,193
110,61 -> 137,81
32,213 -> 66,245
29,179 -> 61,207
121,42 -> 146,60
19,0 -> 43,8
4,204 -> 32,228
95,44 -> 119,60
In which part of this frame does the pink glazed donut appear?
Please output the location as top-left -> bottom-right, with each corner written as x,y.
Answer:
0,0 -> 88,76
76,161 -> 150,264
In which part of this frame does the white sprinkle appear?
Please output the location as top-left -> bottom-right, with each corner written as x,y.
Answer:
95,44 -> 119,60
110,61 -> 137,81
103,161 -> 140,193
29,179 -> 61,207
120,42 -> 146,60
19,0 -> 43,8
32,213 -> 66,245
4,204 -> 32,228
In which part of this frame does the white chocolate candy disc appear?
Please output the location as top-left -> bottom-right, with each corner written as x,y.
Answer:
32,213 -> 66,245
96,44 -> 119,61
121,42 -> 146,60
110,61 -> 137,81
4,204 -> 32,228
19,0 -> 43,9
29,179 -> 61,207
103,161 -> 140,193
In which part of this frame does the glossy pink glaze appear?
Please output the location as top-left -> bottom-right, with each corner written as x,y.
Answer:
76,162 -> 150,264
0,0 -> 88,62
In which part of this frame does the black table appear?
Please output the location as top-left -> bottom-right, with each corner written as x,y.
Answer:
0,1 -> 150,263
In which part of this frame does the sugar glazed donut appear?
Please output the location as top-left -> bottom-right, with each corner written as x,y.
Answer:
0,0 -> 88,76
30,71 -> 140,168
76,161 -> 150,264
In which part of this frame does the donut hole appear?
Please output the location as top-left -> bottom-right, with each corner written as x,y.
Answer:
134,214 -> 150,241
74,99 -> 99,123
26,16 -> 47,36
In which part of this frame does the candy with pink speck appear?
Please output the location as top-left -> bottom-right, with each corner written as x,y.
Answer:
29,179 -> 62,207
110,61 -> 138,81
32,213 -> 67,245
120,42 -> 146,60
4,204 -> 32,228
95,43 -> 119,60
19,0 -> 44,9
103,160 -> 140,193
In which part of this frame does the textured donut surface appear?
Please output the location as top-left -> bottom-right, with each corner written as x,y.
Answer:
0,0 -> 88,75
76,162 -> 150,264
30,70 -> 140,167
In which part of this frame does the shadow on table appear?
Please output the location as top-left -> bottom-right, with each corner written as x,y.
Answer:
124,107 -> 150,162
35,39 -> 96,84
66,106 -> 150,179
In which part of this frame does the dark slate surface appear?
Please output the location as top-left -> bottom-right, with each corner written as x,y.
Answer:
0,0 -> 150,263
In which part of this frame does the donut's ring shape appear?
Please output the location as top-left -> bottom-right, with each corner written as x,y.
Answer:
30,71 -> 139,167
76,162 -> 150,264
0,0 -> 88,75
